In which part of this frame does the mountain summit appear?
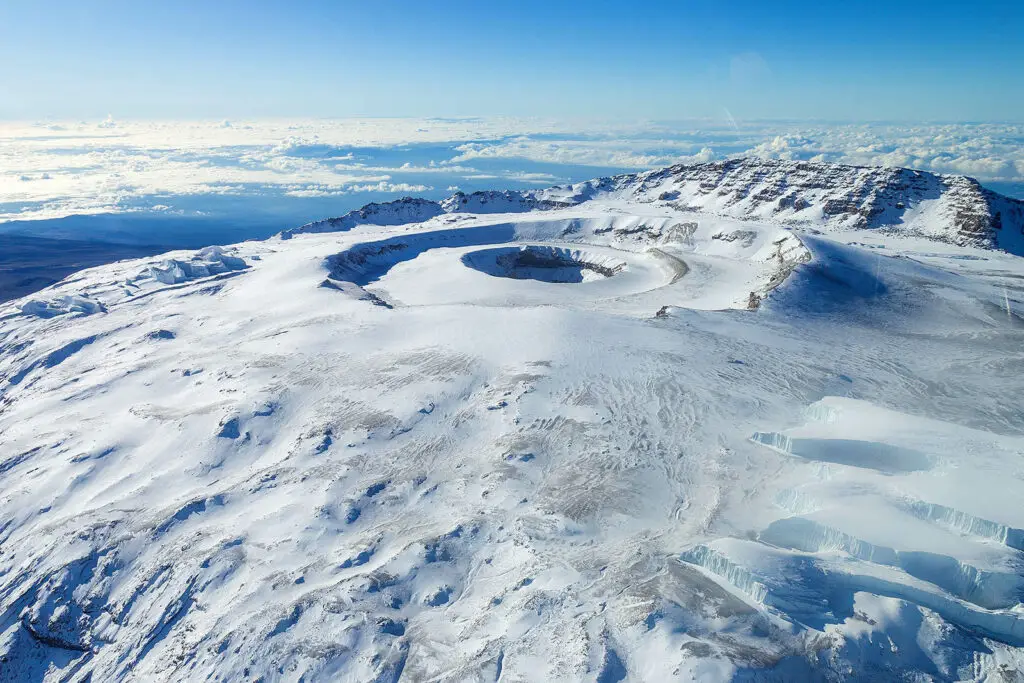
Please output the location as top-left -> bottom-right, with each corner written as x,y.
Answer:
286,158 -> 1024,255
2,160 -> 1024,681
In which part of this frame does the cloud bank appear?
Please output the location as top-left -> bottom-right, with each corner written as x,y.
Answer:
1,118 -> 1021,230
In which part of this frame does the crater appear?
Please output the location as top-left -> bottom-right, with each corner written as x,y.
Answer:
461,245 -> 626,283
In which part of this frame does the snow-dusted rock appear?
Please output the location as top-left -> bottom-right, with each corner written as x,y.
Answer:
281,158 -> 1024,256
280,197 -> 445,239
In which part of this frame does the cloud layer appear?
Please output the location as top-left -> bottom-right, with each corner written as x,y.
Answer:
2,117 -> 1021,227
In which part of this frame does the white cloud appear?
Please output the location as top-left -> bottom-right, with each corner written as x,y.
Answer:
447,138 -> 684,168
347,181 -> 433,194
0,118 -> 1020,223
740,124 -> 1024,180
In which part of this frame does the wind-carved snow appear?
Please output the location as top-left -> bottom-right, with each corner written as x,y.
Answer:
18,295 -> 105,319
140,246 -> 248,285
2,160 -> 1024,681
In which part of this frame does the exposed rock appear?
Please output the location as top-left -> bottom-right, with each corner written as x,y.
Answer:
279,159 -> 1024,256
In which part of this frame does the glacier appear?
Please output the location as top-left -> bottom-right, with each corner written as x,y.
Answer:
1,159 -> 1024,681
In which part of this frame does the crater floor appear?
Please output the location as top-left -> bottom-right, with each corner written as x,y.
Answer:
461,245 -> 627,283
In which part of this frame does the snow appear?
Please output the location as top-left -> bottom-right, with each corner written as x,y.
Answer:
1,160 -> 1024,680
18,295 -> 106,319
140,246 -> 248,285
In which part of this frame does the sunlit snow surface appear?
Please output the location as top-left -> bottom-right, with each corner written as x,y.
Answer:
2,194 -> 1024,680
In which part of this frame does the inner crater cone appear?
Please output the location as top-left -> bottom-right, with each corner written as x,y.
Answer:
461,245 -> 627,283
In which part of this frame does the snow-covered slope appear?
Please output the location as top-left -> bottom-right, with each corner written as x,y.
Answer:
2,160 -> 1024,681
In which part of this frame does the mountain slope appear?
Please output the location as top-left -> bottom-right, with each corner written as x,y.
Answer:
2,161 -> 1024,681
285,158 -> 1024,255
0,235 -> 174,305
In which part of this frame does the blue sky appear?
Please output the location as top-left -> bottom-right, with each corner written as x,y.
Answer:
1,0 -> 1022,121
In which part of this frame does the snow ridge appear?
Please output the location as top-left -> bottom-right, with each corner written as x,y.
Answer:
281,158 -> 1024,254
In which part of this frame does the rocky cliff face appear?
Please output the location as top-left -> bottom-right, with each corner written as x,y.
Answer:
630,159 -> 1024,253
281,158 -> 1024,254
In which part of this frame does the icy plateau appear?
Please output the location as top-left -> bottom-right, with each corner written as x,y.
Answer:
2,159 -> 1024,681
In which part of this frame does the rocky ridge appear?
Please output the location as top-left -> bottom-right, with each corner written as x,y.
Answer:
282,158 -> 1024,254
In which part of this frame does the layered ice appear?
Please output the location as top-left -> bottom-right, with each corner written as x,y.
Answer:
140,246 -> 248,285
